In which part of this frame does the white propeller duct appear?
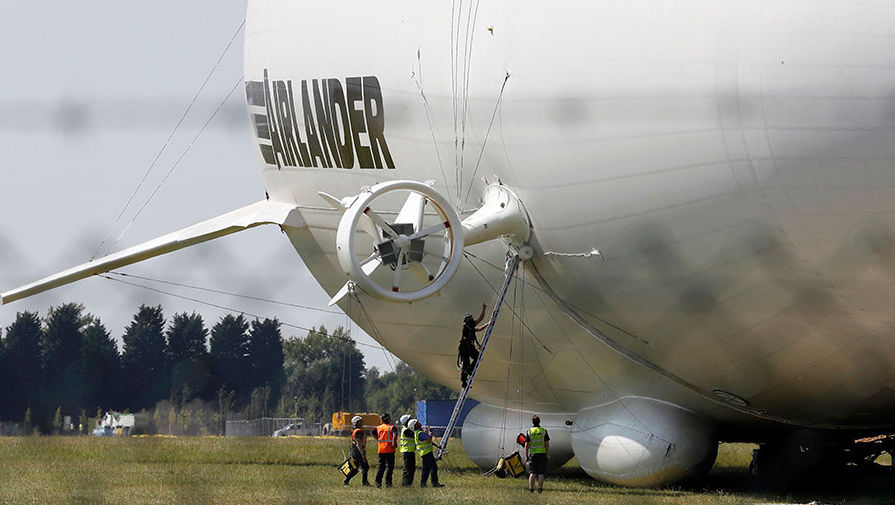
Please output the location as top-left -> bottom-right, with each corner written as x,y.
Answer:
326,179 -> 532,305
329,180 -> 463,304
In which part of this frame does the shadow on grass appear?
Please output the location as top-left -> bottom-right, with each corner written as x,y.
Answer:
447,456 -> 895,502
681,464 -> 895,504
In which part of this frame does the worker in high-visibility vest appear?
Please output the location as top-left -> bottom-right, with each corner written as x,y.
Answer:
413,419 -> 444,488
374,413 -> 398,488
398,414 -> 416,487
343,416 -> 370,486
524,415 -> 550,493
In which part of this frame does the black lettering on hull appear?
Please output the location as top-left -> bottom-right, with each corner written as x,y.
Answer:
245,70 -> 395,170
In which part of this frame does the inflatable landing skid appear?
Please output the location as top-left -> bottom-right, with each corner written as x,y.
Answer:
434,253 -> 521,460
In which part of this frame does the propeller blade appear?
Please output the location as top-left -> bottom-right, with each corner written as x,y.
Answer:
358,213 -> 381,240
392,250 -> 406,292
364,207 -> 398,238
361,254 -> 382,276
407,221 -> 449,241
395,192 -> 426,233
409,262 -> 435,283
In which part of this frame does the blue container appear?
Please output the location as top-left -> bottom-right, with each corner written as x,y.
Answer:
416,399 -> 479,438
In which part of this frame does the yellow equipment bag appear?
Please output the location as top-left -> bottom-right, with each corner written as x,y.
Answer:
338,457 -> 357,477
503,451 -> 526,478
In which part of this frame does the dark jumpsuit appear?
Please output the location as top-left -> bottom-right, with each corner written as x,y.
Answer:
458,322 -> 480,388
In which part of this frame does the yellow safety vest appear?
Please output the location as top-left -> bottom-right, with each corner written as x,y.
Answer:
399,427 -> 416,453
414,429 -> 433,456
527,427 -> 546,454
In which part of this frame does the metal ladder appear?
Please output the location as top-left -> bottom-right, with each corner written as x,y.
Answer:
435,253 -> 521,460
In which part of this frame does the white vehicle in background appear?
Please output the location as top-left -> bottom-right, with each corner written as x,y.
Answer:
92,412 -> 136,437
273,420 -> 304,437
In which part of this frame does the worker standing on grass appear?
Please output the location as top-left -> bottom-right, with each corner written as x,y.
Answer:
374,413 -> 398,488
458,303 -> 488,388
525,415 -> 550,493
343,416 -> 370,486
413,419 -> 444,488
398,414 -> 416,487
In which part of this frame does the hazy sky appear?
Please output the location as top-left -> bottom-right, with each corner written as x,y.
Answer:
0,1 -> 397,371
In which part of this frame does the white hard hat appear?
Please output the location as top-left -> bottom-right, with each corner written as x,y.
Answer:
409,418 -> 419,427
399,414 -> 411,426
351,415 -> 362,425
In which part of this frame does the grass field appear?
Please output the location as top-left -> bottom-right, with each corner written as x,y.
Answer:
0,437 -> 892,505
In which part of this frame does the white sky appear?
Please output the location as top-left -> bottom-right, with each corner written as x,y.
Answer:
0,1 -> 397,371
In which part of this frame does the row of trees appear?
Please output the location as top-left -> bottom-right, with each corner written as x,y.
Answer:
0,303 -> 452,433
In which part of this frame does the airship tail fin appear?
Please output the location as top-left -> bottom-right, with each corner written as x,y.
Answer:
1,200 -> 303,305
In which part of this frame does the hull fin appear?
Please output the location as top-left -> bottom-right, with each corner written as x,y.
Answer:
1,200 -> 303,304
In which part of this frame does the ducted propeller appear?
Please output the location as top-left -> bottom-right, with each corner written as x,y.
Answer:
326,179 -> 531,305
328,180 -> 463,304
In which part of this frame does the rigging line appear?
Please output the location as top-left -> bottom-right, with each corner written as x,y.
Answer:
463,253 -> 552,354
456,0 -> 468,206
450,0 -> 461,203
498,87 -> 515,174
92,18 -> 246,260
412,52 -> 452,202
526,274 -> 653,436
463,73 -> 510,204
519,267 -> 562,409
498,264 -> 521,457
497,270 -> 517,457
519,266 -> 524,417
355,295 -> 398,373
458,0 -> 481,203
111,75 -> 244,248
463,250 -> 651,346
351,291 -> 399,373
106,271 -> 342,314
97,274 -> 389,352
341,348 -> 347,411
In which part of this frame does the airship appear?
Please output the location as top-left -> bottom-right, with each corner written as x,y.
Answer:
5,0 -> 895,487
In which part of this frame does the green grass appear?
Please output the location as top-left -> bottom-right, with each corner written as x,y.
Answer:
0,437 -> 892,505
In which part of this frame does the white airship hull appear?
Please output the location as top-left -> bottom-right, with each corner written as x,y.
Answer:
243,0 -> 895,485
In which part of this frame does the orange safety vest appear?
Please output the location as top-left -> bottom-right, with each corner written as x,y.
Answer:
376,424 -> 397,454
351,428 -> 366,449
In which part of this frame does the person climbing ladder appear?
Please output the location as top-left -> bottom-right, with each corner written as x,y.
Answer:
458,303 -> 488,388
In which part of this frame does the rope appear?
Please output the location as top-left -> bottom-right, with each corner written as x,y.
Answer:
351,291 -> 399,373
412,52 -> 452,202
519,264 -> 562,410
463,72 -> 510,205
97,274 -> 389,352
523,274 -> 653,437
518,266 -> 525,428
463,253 -> 653,442
106,271 -> 341,314
111,75 -> 244,248
92,19 -> 246,260
463,253 -> 552,354
464,250 -> 650,346
341,350 -> 347,412
497,271 -> 517,457
457,0 -> 480,206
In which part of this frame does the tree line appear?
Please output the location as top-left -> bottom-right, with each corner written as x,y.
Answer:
0,302 -> 452,434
